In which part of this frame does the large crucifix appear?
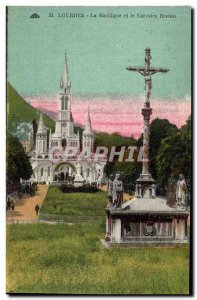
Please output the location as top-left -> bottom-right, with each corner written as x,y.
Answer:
126,47 -> 169,105
126,48 -> 169,198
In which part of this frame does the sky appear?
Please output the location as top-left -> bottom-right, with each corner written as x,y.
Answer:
7,6 -> 191,137
26,94 -> 191,138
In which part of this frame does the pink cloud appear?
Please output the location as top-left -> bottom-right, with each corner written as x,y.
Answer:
25,95 -> 191,139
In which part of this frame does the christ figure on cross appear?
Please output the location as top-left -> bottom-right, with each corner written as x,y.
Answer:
126,48 -> 169,104
126,48 -> 169,178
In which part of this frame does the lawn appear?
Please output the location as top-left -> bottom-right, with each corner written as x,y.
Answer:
39,186 -> 107,222
6,186 -> 190,295
7,223 -> 189,294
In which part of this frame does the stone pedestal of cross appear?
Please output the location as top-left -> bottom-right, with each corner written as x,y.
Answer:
126,48 -> 169,198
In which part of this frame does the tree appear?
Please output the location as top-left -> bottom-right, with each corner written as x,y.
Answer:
94,132 -> 136,151
136,119 -> 177,180
156,116 -> 191,187
6,132 -> 33,185
149,119 -> 177,180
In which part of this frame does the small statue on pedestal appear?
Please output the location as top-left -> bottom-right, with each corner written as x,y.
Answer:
113,173 -> 124,207
176,174 -> 187,209
107,174 -> 113,205
76,163 -> 81,176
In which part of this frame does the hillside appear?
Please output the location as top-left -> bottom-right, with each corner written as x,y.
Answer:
7,83 -> 136,147
7,82 -> 55,131
94,131 -> 136,148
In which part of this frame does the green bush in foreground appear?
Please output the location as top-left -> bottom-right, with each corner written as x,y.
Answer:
7,223 -> 189,295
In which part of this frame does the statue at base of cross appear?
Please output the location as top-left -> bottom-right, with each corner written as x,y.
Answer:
107,173 -> 124,208
107,174 -> 113,206
112,173 -> 124,208
176,174 -> 187,209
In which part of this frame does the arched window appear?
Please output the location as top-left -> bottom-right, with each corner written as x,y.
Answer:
41,168 -> 43,177
48,166 -> 50,177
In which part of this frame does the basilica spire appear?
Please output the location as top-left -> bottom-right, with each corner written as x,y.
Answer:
83,106 -> 94,154
87,106 -> 91,124
84,107 -> 93,135
37,112 -> 45,134
60,53 -> 71,93
36,111 -> 47,154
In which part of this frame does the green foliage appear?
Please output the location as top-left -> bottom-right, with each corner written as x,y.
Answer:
7,82 -> 55,131
137,119 -> 178,180
104,118 -> 188,191
149,119 -> 178,180
7,223 -> 189,294
156,117 -> 191,186
94,132 -> 135,149
6,132 -> 33,183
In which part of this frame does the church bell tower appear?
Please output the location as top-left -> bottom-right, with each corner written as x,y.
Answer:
36,112 -> 47,155
82,107 -> 94,156
60,53 -> 71,121
56,53 -> 74,138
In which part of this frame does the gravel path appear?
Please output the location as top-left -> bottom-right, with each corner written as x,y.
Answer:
6,185 -> 49,223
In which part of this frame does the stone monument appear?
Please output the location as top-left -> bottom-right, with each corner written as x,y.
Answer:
101,48 -> 189,248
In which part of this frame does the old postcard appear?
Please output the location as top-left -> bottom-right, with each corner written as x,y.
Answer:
6,6 -> 192,295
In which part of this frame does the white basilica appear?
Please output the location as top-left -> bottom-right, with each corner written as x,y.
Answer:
30,55 -> 106,184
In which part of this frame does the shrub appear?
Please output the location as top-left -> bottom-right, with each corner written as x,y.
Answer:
60,183 -> 99,193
